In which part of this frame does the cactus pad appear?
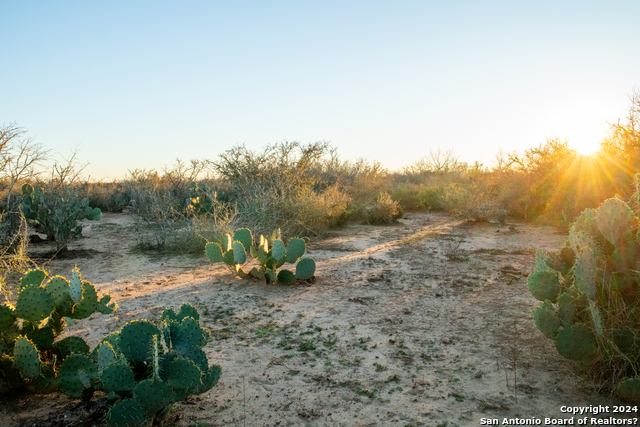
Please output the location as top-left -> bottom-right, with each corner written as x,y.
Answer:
271,239 -> 285,261
233,228 -> 253,251
22,321 -> 54,350
555,323 -> 597,362
13,336 -> 40,379
616,377 -> 640,403
119,320 -> 161,362
106,398 -> 148,427
527,270 -> 560,302
596,198 -> 637,245
286,238 -> 306,263
134,378 -> 175,416
277,269 -> 296,284
295,258 -> 316,280
205,242 -> 224,263
612,241 -> 640,271
15,286 -> 55,322
96,342 -> 117,372
233,241 -> 247,264
69,268 -> 83,303
53,336 -> 90,359
533,302 -> 561,339
556,293 -> 575,327
0,304 -> 16,329
101,362 -> 135,393
71,281 -> 99,319
45,276 -> 73,313
574,248 -> 597,300
58,353 -> 97,397
20,269 -> 46,289
166,357 -> 202,391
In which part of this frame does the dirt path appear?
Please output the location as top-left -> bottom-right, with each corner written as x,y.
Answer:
1,211 -> 628,426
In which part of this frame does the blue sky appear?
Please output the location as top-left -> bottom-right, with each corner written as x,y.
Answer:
2,1 -> 639,180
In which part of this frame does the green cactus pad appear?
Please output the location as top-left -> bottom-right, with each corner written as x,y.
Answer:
233,241 -> 247,264
22,321 -> 54,350
85,206 -> 102,221
278,269 -> 296,284
0,304 -> 16,329
20,269 -> 46,289
53,336 -> 90,359
556,293 -> 575,327
166,357 -> 202,391
249,267 -> 265,280
570,209 -> 599,239
286,238 -> 306,263
193,364 -> 222,394
97,331 -> 122,355
58,353 -> 97,398
15,286 -> 55,322
13,336 -> 40,379
295,258 -> 316,280
265,269 -> 277,284
96,342 -> 117,373
250,244 -> 258,258
205,242 -> 224,263
162,304 -> 200,325
119,320 -> 161,362
596,198 -> 637,246
134,378 -> 175,416
106,398 -> 148,427
233,228 -> 253,251
45,276 -> 74,313
555,323 -> 597,362
69,268 -> 82,303
533,302 -> 561,339
101,362 -> 135,393
166,303 -> 200,322
568,230 -> 597,256
527,270 -> 560,303
271,239 -> 285,261
612,241 -> 640,271
97,294 -> 118,314
616,377 -> 640,403
574,248 -> 597,301
169,317 -> 206,355
71,282 -> 98,319
223,249 -> 235,266
223,234 -> 232,251
559,246 -> 575,267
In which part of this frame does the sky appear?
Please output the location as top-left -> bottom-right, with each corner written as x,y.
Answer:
2,1 -> 639,180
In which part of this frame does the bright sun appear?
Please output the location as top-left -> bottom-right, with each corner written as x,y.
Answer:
571,138 -> 601,156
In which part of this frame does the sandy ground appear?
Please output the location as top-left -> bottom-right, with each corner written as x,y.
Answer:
0,211 -> 633,427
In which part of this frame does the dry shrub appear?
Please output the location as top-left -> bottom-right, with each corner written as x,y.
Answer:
365,193 -> 401,225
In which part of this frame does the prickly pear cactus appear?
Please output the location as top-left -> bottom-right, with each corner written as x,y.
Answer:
0,268 -> 117,391
528,196 -> 640,401
205,228 -> 316,285
51,303 -> 222,427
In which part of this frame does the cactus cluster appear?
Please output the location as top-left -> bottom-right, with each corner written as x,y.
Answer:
55,303 -> 220,427
0,268 -> 117,391
528,197 -> 640,402
21,183 -> 102,251
206,228 -> 316,284
185,181 -> 219,216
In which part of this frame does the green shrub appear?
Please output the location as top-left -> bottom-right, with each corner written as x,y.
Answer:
528,196 -> 640,402
20,184 -> 102,252
365,193 -> 402,224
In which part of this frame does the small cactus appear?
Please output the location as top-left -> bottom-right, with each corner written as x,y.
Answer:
206,228 -> 316,285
